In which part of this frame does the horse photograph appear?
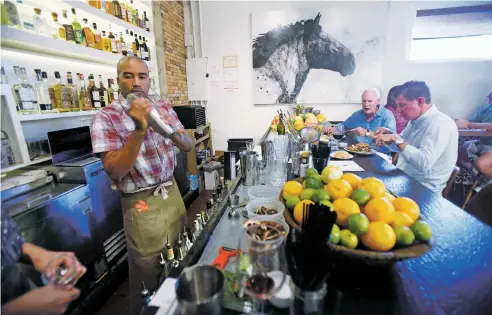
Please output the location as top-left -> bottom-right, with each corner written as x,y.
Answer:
252,3 -> 388,104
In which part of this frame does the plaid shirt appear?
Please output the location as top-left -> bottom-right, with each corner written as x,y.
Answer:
91,96 -> 184,193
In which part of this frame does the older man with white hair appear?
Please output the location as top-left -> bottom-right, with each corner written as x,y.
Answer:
324,88 -> 396,151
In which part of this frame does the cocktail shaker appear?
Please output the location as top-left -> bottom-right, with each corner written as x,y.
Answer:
126,93 -> 175,137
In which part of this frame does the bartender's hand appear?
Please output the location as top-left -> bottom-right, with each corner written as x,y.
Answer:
128,98 -> 153,131
1,284 -> 80,315
350,127 -> 367,136
455,119 -> 469,129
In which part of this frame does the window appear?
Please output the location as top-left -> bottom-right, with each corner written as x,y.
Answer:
410,4 -> 492,60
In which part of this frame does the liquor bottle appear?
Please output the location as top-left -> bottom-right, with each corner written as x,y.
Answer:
105,0 -> 113,15
101,0 -> 106,12
58,73 -> 70,112
127,30 -> 134,56
143,11 -> 150,32
111,1 -> 121,19
118,31 -> 125,54
34,70 -> 52,112
98,75 -> 109,107
78,73 -> 92,111
141,37 -> 149,61
1,67 -> 8,84
135,9 -> 141,29
1,0 -> 21,29
108,24 -> 117,53
107,78 -> 119,103
165,237 -> 179,268
71,8 -> 85,45
119,0 -> 127,22
101,30 -> 111,52
126,0 -> 133,24
48,71 -> 63,111
277,114 -> 286,135
51,12 -> 66,40
133,33 -> 140,58
88,74 -> 101,109
82,18 -> 95,48
138,35 -> 144,58
13,67 -> 40,114
33,8 -> 50,36
16,0 -> 35,33
92,23 -> 103,50
61,9 -> 75,42
88,1 -> 99,8
62,72 -> 79,112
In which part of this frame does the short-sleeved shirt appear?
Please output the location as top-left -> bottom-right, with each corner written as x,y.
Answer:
91,96 -> 184,193
470,104 -> 492,147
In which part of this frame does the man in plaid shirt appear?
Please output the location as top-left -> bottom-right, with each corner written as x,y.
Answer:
91,56 -> 194,315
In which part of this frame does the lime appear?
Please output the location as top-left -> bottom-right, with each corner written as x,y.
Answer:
312,189 -> 331,203
340,229 -> 358,249
305,176 -> 324,190
286,196 -> 301,210
329,224 -> 341,244
350,188 -> 371,206
320,199 -> 334,211
300,188 -> 315,201
347,213 -> 369,236
394,226 -> 415,246
306,168 -> 319,177
410,221 -> 432,241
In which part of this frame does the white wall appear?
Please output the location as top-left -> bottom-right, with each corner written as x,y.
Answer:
199,1 -> 492,151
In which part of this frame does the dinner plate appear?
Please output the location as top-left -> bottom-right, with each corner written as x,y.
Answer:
330,152 -> 354,160
345,148 -> 376,156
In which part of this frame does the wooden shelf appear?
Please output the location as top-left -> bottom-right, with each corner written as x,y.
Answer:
66,0 -> 154,38
197,157 -> 213,170
0,27 -> 153,69
195,134 -> 210,145
18,111 -> 98,122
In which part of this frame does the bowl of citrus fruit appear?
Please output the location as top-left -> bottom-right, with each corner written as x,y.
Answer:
280,166 -> 433,264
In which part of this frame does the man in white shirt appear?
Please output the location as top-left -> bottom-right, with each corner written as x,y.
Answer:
373,81 -> 458,192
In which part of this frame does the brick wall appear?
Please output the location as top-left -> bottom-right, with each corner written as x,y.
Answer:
160,1 -> 188,106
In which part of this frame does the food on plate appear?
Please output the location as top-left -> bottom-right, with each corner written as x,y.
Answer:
333,151 -> 351,159
346,143 -> 372,153
255,206 -> 279,216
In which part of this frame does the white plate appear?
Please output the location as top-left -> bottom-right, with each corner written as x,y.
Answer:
330,152 -> 354,160
345,148 -> 376,156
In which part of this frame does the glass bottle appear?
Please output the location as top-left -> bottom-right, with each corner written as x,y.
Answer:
98,75 -> 109,107
1,67 -> 8,84
119,0 -> 127,22
88,1 -> 99,8
33,8 -> 49,36
61,72 -> 79,112
133,33 -> 139,58
141,37 -> 149,61
107,78 -> 119,103
101,30 -> 111,52
92,22 -> 103,50
13,66 -> 40,114
277,115 -> 286,135
126,30 -> 134,56
143,11 -> 150,32
16,0 -> 35,33
108,24 -> 117,54
58,73 -> 71,112
1,0 -> 21,29
61,9 -> 75,42
105,0 -> 113,15
78,73 -> 92,111
71,8 -> 85,45
135,9 -> 141,29
88,74 -> 101,109
34,69 -> 51,112
126,0 -> 133,24
130,0 -> 136,26
48,71 -> 64,111
119,32 -> 126,55
111,1 -> 121,19
51,12 -> 66,40
101,0 -> 106,12
82,18 -> 95,48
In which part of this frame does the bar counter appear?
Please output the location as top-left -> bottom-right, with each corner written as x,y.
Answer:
143,129 -> 492,315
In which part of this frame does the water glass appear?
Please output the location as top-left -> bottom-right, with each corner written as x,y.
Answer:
268,157 -> 288,187
290,282 -> 327,315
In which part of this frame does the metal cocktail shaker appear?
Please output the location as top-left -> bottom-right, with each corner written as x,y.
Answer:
126,93 -> 175,137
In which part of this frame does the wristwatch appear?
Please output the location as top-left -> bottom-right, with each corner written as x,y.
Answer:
394,135 -> 404,145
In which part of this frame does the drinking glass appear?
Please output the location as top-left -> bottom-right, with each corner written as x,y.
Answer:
235,225 -> 287,314
41,253 -> 78,287
268,157 -> 288,187
332,124 -> 345,150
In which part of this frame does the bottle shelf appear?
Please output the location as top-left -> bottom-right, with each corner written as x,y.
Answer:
18,110 -> 98,122
0,26 -> 153,69
66,0 -> 153,38
0,155 -> 52,174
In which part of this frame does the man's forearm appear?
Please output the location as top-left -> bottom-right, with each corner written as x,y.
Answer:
170,131 -> 194,152
468,122 -> 492,130
102,130 -> 146,182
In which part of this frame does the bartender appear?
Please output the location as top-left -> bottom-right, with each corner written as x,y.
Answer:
91,56 -> 194,315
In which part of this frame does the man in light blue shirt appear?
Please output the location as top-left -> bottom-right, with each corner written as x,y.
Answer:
373,81 -> 458,193
324,88 -> 396,153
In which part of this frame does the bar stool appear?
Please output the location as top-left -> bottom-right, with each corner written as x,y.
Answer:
443,166 -> 460,199
462,171 -> 484,209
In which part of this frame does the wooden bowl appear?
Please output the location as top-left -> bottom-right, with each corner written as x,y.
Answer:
281,178 -> 433,265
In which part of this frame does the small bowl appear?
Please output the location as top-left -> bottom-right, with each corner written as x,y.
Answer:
246,199 -> 285,221
248,185 -> 280,201
338,142 -> 348,149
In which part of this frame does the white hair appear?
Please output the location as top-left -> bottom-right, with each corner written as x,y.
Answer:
362,88 -> 381,99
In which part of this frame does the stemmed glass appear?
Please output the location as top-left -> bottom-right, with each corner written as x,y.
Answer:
235,224 -> 287,314
332,123 -> 345,150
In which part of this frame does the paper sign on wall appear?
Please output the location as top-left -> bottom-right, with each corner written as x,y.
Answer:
223,55 -> 238,68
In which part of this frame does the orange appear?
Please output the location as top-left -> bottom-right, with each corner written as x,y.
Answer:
393,197 -> 420,223
342,173 -> 362,190
359,177 -> 386,199
332,198 -> 360,227
282,181 -> 304,199
325,179 -> 353,200
293,200 -> 315,225
364,197 -> 396,224
361,222 -> 396,251
391,212 -> 414,229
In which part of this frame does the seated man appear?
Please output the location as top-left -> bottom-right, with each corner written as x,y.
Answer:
324,88 -> 396,152
373,81 -> 458,193
455,88 -> 492,179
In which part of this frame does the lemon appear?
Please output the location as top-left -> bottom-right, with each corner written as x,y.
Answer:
364,197 -> 396,224
282,181 -> 303,199
359,177 -> 386,199
321,166 -> 343,184
393,197 -> 420,223
391,212 -> 413,229
361,222 -> 396,251
325,179 -> 353,200
293,200 -> 315,225
332,198 -> 360,227
342,173 -> 362,190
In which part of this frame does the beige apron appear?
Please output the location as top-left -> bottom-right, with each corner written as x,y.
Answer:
120,177 -> 186,315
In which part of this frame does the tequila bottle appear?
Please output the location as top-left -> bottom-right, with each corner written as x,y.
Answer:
93,23 -> 103,50
48,71 -> 64,111
16,0 -> 35,33
1,0 -> 21,29
107,78 -> 119,103
62,72 -> 79,112
111,1 -> 122,19
82,18 -> 95,48
98,75 -> 109,107
34,69 -> 53,112
51,12 -> 66,40
13,66 -> 39,114
108,24 -> 118,54
101,30 -> 111,52
126,30 -> 134,56
119,31 -> 126,55
61,9 -> 75,42
33,8 -> 49,36
88,74 -> 101,109
71,8 -> 85,45
78,73 -> 93,111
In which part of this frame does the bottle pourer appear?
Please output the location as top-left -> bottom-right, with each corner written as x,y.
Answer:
176,235 -> 185,262
159,253 -> 169,278
141,281 -> 151,305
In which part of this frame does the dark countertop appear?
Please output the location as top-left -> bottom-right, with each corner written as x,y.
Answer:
143,132 -> 492,315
